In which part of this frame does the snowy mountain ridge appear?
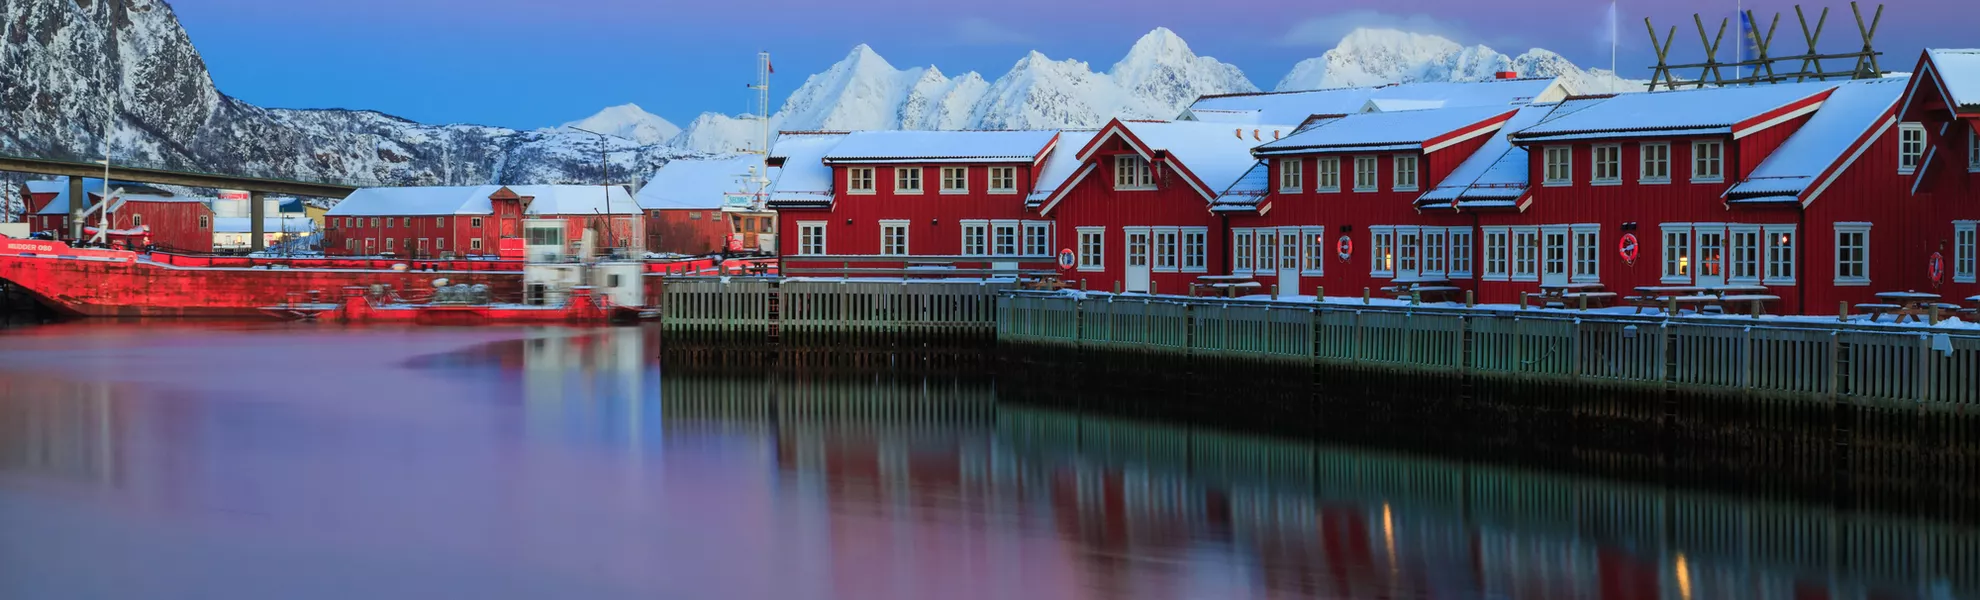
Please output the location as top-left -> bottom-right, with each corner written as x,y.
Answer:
1276,28 -> 1641,94
557,104 -> 682,145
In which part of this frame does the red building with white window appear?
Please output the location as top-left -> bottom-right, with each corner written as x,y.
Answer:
324,185 -> 641,259
1898,49 -> 1980,303
769,130 -> 1060,273
637,156 -> 778,256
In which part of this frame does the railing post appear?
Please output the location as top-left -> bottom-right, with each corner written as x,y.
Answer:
1316,285 -> 1325,303
1519,293 -> 1529,310
1929,305 -> 1941,325
1151,280 -> 1159,297
1578,294 -> 1588,312
1362,287 -> 1370,305
1465,289 -> 1474,308
1838,301 -> 1849,322
1271,284 -> 1279,300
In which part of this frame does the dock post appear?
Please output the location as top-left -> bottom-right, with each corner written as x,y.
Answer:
1929,305 -> 1941,325
1578,295 -> 1588,311
1362,287 -> 1370,305
1151,281 -> 1159,297
1750,300 -> 1761,319
1665,297 -> 1676,316
1316,285 -> 1325,302
1114,281 -> 1122,294
1465,290 -> 1474,308
1410,291 -> 1420,306
1519,293 -> 1529,310
1271,284 -> 1279,300
1227,285 -> 1236,299
1838,301 -> 1849,322
1081,279 -> 1088,292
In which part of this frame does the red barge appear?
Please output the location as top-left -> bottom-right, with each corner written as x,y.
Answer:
0,236 -> 766,321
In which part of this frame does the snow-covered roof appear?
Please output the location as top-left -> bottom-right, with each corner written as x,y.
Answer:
1925,49 -> 1980,112
1027,130 -> 1099,206
28,178 -> 177,215
1210,161 -> 1271,211
1416,104 -> 1561,208
327,184 -> 636,217
212,216 -> 317,234
1255,105 -> 1517,155
1513,82 -> 1836,142
821,130 -> 1059,164
767,132 -> 850,207
1727,78 -> 1906,203
1117,121 -> 1292,199
1184,78 -> 1564,126
638,156 -> 767,210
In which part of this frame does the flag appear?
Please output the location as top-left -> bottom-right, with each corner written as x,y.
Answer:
768,59 -> 775,74
1739,11 -> 1762,78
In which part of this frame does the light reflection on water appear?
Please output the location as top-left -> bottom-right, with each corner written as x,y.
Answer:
0,323 -> 1971,599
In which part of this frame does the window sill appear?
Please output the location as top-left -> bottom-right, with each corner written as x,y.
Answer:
1300,270 -> 1325,276
895,190 -> 924,195
1954,276 -> 1977,284
988,189 -> 1018,195
1661,277 -> 1693,285
1278,188 -> 1303,195
1182,267 -> 1209,274
1834,279 -> 1871,287
1591,180 -> 1622,187
1690,178 -> 1724,184
1450,272 -> 1473,279
1511,276 -> 1540,283
1484,275 -> 1510,282
1315,189 -> 1341,194
1762,278 -> 1797,286
1542,181 -> 1572,187
1394,187 -> 1419,193
846,190 -> 876,195
1077,267 -> 1104,273
1113,186 -> 1157,192
939,190 -> 969,195
1570,277 -> 1602,284
1639,179 -> 1671,185
1898,168 -> 1917,176
1352,187 -> 1378,193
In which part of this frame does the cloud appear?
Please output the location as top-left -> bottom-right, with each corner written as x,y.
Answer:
1277,10 -> 1472,47
951,17 -> 1038,46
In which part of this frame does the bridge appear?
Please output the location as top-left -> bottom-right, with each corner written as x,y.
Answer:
0,154 -> 361,252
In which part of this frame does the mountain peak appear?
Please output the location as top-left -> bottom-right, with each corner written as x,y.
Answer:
561,103 -> 681,145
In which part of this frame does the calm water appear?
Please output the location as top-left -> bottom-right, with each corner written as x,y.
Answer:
0,323 -> 1972,599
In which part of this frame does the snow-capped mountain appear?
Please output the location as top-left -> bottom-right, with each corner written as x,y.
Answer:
558,104 -> 681,145
1276,28 -> 1642,93
672,28 -> 1260,153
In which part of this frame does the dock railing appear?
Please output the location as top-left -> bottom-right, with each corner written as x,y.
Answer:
998,291 -> 1980,407
659,276 -> 1016,342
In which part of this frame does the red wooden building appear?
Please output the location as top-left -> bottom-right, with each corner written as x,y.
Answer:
1211,106 -> 1518,297
769,130 -> 1061,272
324,184 -> 641,259
1897,49 -> 1980,304
637,155 -> 777,256
1036,120 -> 1293,294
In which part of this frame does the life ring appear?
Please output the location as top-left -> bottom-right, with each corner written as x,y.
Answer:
1929,252 -> 1945,286
1057,248 -> 1077,271
1618,233 -> 1640,265
1336,236 -> 1353,261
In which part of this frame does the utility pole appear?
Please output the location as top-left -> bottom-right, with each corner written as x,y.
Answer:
570,126 -> 619,257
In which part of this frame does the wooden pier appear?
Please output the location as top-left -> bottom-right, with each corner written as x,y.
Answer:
657,277 -> 1012,345
998,291 -> 1980,408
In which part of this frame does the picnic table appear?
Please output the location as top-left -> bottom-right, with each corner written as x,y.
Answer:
1534,282 -> 1616,308
1629,286 -> 1705,314
1382,277 -> 1460,302
1865,291 -> 1944,323
1192,274 -> 1260,298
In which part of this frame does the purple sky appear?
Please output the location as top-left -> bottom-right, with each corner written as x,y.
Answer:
170,0 -> 1967,130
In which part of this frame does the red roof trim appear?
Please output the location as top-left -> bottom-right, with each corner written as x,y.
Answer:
1799,107 -> 1899,208
1731,88 -> 1835,139
1423,110 -> 1519,153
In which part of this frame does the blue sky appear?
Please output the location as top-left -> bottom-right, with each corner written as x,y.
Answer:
170,0 -> 1965,131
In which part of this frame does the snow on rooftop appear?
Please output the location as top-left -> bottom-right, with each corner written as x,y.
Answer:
822,130 -> 1059,163
1188,88 -> 1379,127
1926,49 -> 1980,111
1514,82 -> 1836,140
1185,78 -> 1561,127
768,132 -> 850,205
1028,130 -> 1099,204
212,216 -> 317,234
1257,105 -> 1516,155
1417,104 -> 1559,204
638,156 -> 766,210
327,184 -> 636,217
1120,121 -> 1293,196
1211,161 -> 1271,209
1728,78 -> 1906,201
510,185 -> 639,215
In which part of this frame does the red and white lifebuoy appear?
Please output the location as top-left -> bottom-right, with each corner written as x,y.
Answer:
1057,248 -> 1077,271
1930,252 -> 1945,286
1336,235 -> 1353,261
1618,233 -> 1640,266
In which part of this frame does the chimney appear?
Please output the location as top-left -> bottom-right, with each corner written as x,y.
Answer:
1234,128 -> 1243,139
1495,71 -> 1519,80
1251,129 -> 1261,141
1272,130 -> 1281,140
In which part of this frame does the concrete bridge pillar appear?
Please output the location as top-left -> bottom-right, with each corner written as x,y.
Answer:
67,176 -> 85,242
250,190 -> 266,253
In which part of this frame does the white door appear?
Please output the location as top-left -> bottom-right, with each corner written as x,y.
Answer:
1541,226 -> 1571,286
1124,227 -> 1151,293
1696,228 -> 1726,287
1278,227 -> 1302,295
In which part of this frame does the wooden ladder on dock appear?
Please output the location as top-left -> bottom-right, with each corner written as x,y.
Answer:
765,284 -> 783,345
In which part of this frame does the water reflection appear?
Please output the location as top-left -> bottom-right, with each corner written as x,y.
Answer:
0,325 -> 1971,599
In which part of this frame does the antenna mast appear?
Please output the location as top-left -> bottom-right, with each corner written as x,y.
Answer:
748,51 -> 773,209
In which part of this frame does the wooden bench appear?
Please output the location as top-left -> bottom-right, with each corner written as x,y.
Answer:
1716,294 -> 1781,315
1853,303 -> 1902,322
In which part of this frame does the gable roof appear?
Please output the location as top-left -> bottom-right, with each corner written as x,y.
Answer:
1184,78 -> 1567,126
1253,105 -> 1518,156
765,132 -> 850,208
1041,120 -> 1291,214
28,178 -> 177,215
1726,78 -> 1908,205
1513,82 -> 1837,142
821,130 -> 1059,165
1415,104 -> 1564,210
326,185 -> 636,217
1926,49 -> 1980,114
507,185 -> 638,215
637,155 -> 766,210
1026,130 -> 1100,207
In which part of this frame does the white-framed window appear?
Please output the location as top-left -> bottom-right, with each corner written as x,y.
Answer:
1077,227 -> 1104,271
1729,225 -> 1762,284
878,220 -> 909,256
1315,157 -> 1340,193
471,238 -> 483,251
1422,228 -> 1447,276
1152,228 -> 1179,272
1764,225 -> 1797,285
1114,155 -> 1154,190
1692,141 -> 1724,182
1279,158 -> 1302,192
1369,227 -> 1396,277
1544,146 -> 1573,186
371,217 -> 380,227
1511,228 -> 1539,282
1257,229 -> 1280,274
404,217 -> 413,228
1396,228 -> 1420,275
471,217 -> 483,228
961,221 -> 988,256
1393,155 -> 1419,192
417,238 -> 429,254
386,217 -> 394,229
1662,225 -> 1692,283
1353,156 -> 1378,192
1898,122 -> 1925,174
1233,229 -> 1255,274
1834,223 -> 1871,286
435,237 -> 445,251
847,168 -> 875,194
385,238 -> 395,251
1023,222 -> 1051,256
894,167 -> 923,194
1571,225 -> 1600,283
1449,228 -> 1473,278
130,214 -> 142,228
1483,227 -> 1510,281
1592,145 -> 1621,185
992,221 -> 1019,256
1640,142 -> 1671,184
989,166 -> 1018,194
1181,228 -> 1208,272
434,217 -> 444,227
797,221 -> 826,256
1969,127 -> 1980,171
940,166 -> 968,194
1301,226 -> 1326,275
1953,221 -> 1976,284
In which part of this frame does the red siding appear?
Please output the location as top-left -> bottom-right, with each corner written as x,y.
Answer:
775,162 -> 1040,265
1234,150 -> 1469,298
110,201 -> 213,253
646,208 -> 738,255
1049,139 -> 1225,295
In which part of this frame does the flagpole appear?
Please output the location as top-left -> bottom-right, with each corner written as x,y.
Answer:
1735,0 -> 1743,81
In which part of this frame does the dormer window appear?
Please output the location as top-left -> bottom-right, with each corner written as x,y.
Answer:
894,167 -> 922,194
1114,155 -> 1154,190
1278,158 -> 1302,192
1898,122 -> 1924,174
847,167 -> 875,194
